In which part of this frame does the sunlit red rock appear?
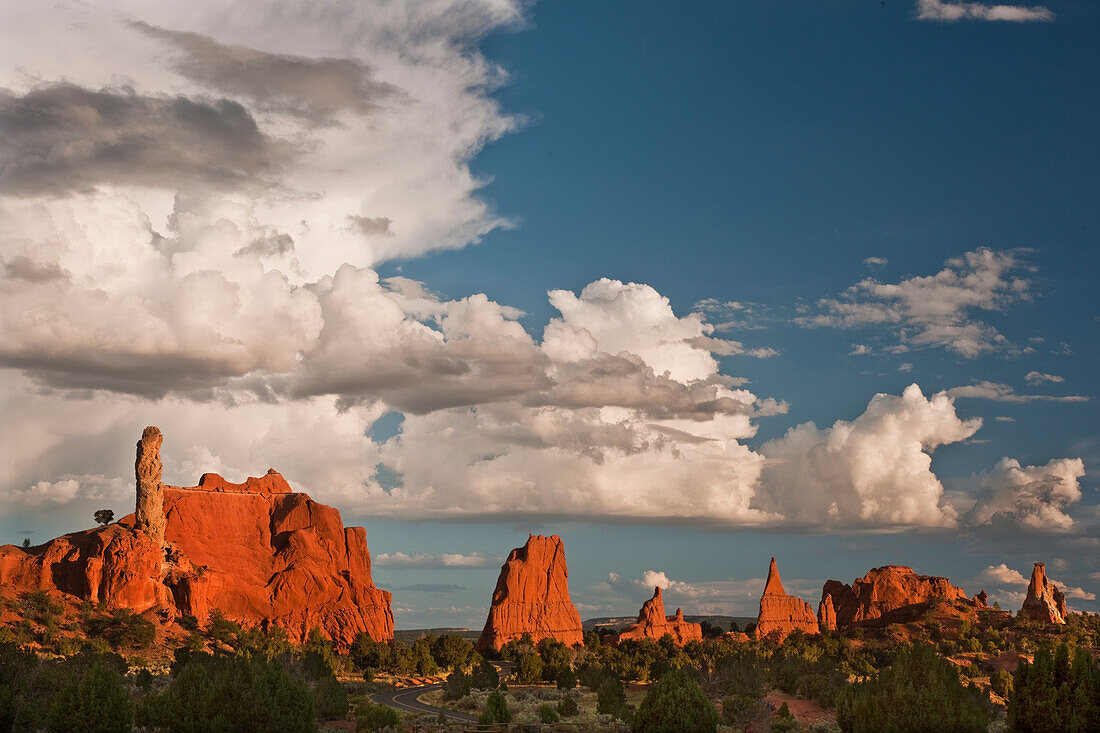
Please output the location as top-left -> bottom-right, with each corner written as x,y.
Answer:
756,558 -> 819,640
0,428 -> 393,648
135,426 -> 167,548
617,587 -> 703,645
821,565 -> 977,627
818,593 -> 837,631
476,534 -> 584,652
1020,562 -> 1066,624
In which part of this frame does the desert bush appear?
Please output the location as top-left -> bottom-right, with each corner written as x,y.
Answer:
837,644 -> 988,733
632,668 -> 717,733
354,700 -> 399,732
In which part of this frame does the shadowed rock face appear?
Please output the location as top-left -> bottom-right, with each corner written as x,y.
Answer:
617,586 -> 703,646
1021,562 -> 1066,624
476,534 -> 584,652
756,558 -> 819,640
0,429 -> 393,648
821,565 -> 973,627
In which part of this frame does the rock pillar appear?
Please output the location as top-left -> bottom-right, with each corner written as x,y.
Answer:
135,426 -> 167,547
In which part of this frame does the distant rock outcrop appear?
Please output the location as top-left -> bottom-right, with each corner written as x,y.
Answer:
0,428 -> 393,648
617,587 -> 703,646
756,558 -> 819,640
476,535 -> 584,652
821,565 -> 976,627
1020,562 -> 1066,624
818,593 -> 837,631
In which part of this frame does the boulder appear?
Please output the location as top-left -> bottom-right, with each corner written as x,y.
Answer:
476,534 -> 584,652
0,428 -> 393,648
617,587 -> 703,645
1020,562 -> 1066,624
756,558 -> 819,640
821,565 -> 974,627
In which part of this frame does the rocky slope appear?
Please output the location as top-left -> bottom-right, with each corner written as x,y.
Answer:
820,565 -> 980,627
617,587 -> 703,645
0,427 -> 393,648
476,534 -> 584,652
756,558 -> 820,640
1020,562 -> 1066,624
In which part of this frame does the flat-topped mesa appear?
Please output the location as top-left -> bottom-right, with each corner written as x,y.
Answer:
756,558 -> 819,641
135,426 -> 167,547
476,535 -> 584,652
0,428 -> 393,648
821,565 -> 975,628
1020,562 -> 1067,624
617,587 -> 703,646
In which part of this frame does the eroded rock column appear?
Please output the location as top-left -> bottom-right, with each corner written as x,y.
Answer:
135,426 -> 166,547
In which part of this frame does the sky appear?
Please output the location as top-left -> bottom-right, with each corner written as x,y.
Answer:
1,0 -> 1097,629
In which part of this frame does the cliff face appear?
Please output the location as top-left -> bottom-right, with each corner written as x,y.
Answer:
756,558 -> 819,640
821,565 -> 973,627
1020,563 -> 1066,624
476,535 -> 584,652
617,587 -> 702,646
0,430 -> 393,648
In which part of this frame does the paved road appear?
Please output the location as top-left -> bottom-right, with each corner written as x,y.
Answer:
371,683 -> 480,723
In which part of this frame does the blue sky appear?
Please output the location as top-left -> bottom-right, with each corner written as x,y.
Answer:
1,0 -> 1097,628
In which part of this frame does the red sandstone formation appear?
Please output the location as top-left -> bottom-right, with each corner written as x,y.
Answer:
617,587 -> 703,646
821,565 -> 977,627
756,558 -> 819,640
976,590 -> 989,607
1020,562 -> 1066,624
476,534 -> 584,652
135,426 -> 167,548
818,593 -> 837,631
0,428 -> 393,648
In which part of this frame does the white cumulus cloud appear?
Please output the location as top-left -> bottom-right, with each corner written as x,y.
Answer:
914,0 -> 1054,23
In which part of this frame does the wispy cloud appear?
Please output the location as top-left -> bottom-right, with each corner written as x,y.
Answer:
799,248 -> 1032,358
947,381 -> 1088,403
1025,371 -> 1064,385
374,552 -> 500,568
914,0 -> 1054,22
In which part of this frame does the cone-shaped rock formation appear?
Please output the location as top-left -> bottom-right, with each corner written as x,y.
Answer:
821,565 -> 977,627
617,587 -> 703,645
0,428 -> 393,648
1020,562 -> 1066,624
476,534 -> 583,652
756,558 -> 819,640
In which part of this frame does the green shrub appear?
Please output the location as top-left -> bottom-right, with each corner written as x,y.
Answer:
990,668 -> 1013,697
314,675 -> 348,720
471,658 -> 500,689
557,695 -> 579,717
443,668 -> 471,700
632,668 -> 717,733
514,652 -> 544,684
46,659 -> 133,733
138,654 -> 315,732
537,702 -> 560,723
355,700 -> 399,732
479,690 -> 512,724
837,644 -> 989,733
86,609 -> 156,650
1009,643 -> 1100,732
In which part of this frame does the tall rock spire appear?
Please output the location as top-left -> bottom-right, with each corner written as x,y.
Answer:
1021,562 -> 1067,624
763,557 -> 786,596
135,426 -> 167,547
